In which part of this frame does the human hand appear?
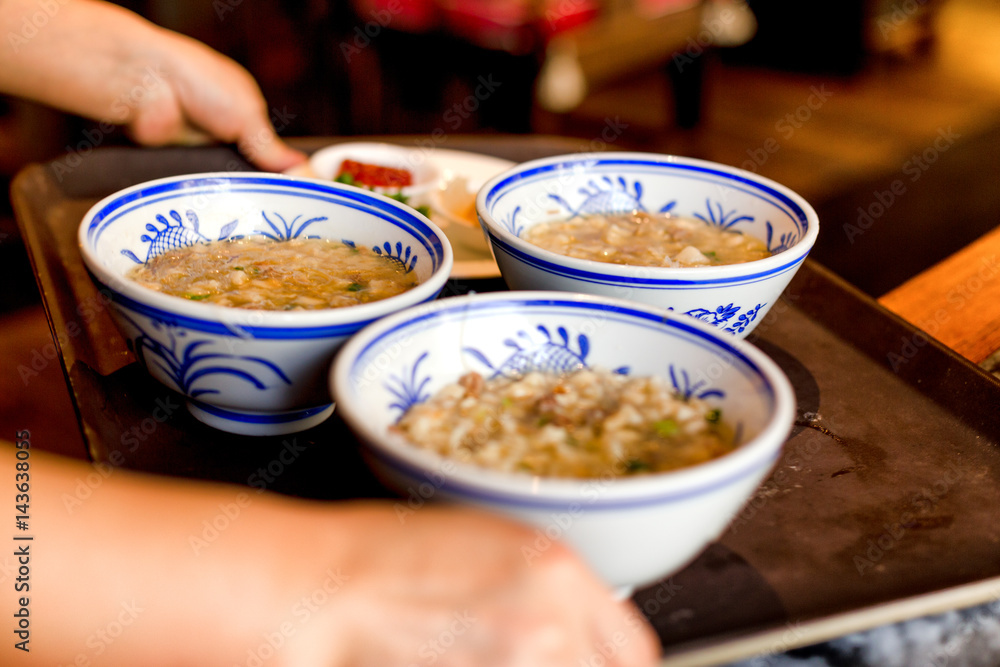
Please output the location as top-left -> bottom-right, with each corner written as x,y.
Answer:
304,504 -> 662,667
0,0 -> 305,171
18,444 -> 660,666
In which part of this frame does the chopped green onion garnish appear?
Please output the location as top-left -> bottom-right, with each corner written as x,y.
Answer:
705,409 -> 721,424
625,459 -> 651,473
653,419 -> 679,437
185,294 -> 211,300
346,282 -> 364,292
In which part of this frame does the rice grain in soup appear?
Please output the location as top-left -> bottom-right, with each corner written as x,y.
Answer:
128,237 -> 418,310
523,211 -> 770,267
392,368 -> 736,478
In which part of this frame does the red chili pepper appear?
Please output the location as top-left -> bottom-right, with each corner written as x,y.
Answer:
338,159 -> 413,188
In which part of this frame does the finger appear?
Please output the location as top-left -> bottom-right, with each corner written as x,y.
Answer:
596,596 -> 661,666
235,114 -> 306,173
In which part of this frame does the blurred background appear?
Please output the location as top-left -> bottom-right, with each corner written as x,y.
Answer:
2,0 -> 1000,455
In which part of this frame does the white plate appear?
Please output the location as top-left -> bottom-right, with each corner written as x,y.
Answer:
286,146 -> 515,280
307,141 -> 439,199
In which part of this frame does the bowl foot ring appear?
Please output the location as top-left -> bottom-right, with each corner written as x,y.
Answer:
186,400 -> 335,436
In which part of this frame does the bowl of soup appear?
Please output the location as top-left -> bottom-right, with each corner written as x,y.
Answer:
79,173 -> 453,435
476,152 -> 820,338
331,291 -> 795,593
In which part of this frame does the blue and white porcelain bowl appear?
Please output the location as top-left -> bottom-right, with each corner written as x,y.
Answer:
79,173 -> 453,436
476,152 -> 819,338
331,291 -> 795,592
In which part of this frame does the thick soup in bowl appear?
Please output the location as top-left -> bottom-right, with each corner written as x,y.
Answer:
128,237 -> 419,310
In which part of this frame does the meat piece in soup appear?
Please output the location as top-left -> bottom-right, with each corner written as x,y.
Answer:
128,237 -> 418,310
523,211 -> 771,267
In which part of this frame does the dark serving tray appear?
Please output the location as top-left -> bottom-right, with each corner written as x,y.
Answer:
11,138 -> 1000,666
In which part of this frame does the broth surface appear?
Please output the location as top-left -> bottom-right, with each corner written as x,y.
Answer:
523,211 -> 770,267
392,368 -> 735,478
129,237 -> 418,310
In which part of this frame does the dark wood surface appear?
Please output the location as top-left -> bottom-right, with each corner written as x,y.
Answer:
12,138 -> 1000,664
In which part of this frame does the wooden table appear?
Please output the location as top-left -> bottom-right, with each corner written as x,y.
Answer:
879,224 -> 1000,366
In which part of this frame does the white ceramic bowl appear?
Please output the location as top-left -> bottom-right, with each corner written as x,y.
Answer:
79,173 -> 453,435
476,152 -> 819,338
308,142 -> 440,199
331,291 -> 795,593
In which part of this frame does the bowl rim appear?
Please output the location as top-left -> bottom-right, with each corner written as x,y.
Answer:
77,172 -> 454,332
331,290 -> 796,508
475,151 -> 820,282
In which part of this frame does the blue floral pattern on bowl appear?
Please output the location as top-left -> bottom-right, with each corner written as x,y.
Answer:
120,210 -> 239,264
501,176 -> 802,257
117,309 -> 291,398
683,303 -> 765,335
464,325 -> 594,378
256,211 -> 327,240
120,208 -> 418,274
385,351 -> 432,414
383,322 -> 727,416
372,241 -> 419,273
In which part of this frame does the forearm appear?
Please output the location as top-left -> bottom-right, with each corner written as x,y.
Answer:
0,0 -> 305,171
0,0 -> 167,122
2,442 -> 354,666
0,441 -> 658,666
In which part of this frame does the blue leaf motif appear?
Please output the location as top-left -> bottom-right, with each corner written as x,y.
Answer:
117,312 -> 291,397
385,352 -> 432,414
765,221 -> 798,254
501,206 -> 524,237
256,212 -> 327,240
669,365 -> 725,401
218,219 -> 239,240
371,240 -> 418,273
723,303 -> 765,334
696,199 -> 754,230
